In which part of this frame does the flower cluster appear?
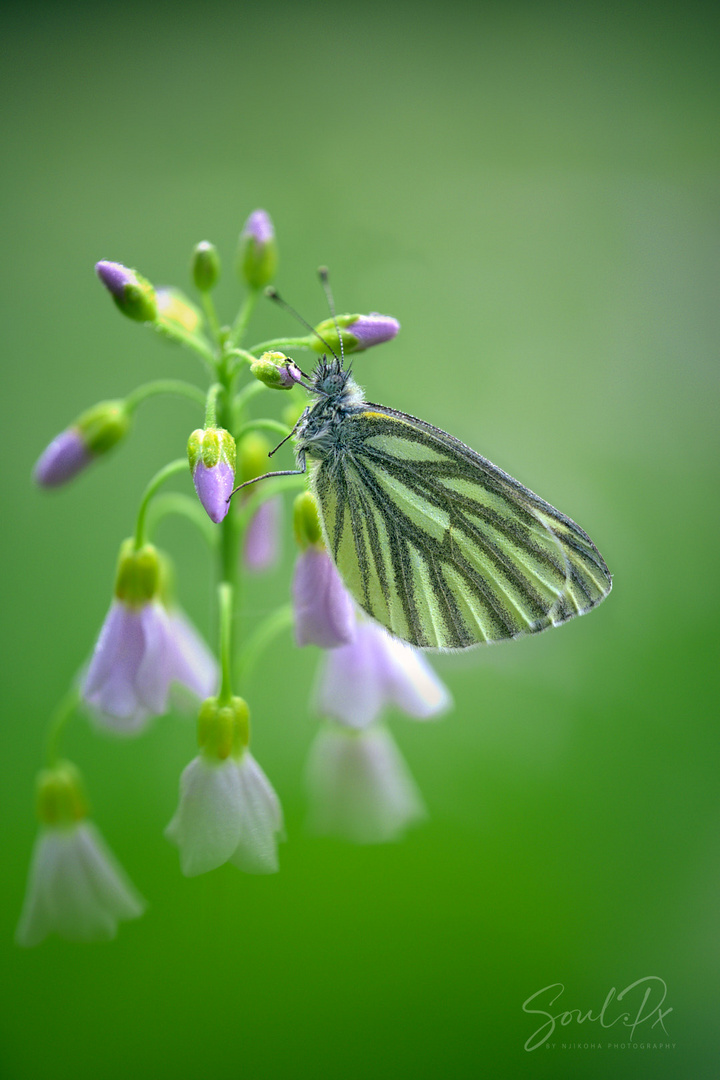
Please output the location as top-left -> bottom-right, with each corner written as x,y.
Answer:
20,209 -> 447,947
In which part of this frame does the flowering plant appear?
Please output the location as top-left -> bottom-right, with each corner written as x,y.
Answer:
20,211 -> 449,945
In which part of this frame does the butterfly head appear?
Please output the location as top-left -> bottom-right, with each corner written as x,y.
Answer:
311,356 -> 351,399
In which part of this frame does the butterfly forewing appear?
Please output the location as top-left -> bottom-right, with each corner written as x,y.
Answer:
309,405 -> 612,650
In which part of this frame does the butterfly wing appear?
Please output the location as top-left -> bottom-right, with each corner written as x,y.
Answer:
308,404 -> 612,650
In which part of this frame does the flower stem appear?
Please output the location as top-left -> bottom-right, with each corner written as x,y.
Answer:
237,604 -> 294,683
218,582 -> 234,704
233,380 -> 268,417
45,687 -> 81,766
134,458 -> 189,549
248,336 -> 312,355
204,382 -> 223,428
235,418 -> 291,443
154,319 -> 217,370
124,379 -> 207,414
228,290 -> 259,348
145,493 -> 218,547
201,293 -> 221,344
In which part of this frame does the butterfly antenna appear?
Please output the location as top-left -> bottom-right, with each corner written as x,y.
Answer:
265,286 -> 339,361
318,266 -> 345,368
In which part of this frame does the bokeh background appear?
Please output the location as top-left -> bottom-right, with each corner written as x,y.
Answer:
2,2 -> 718,1077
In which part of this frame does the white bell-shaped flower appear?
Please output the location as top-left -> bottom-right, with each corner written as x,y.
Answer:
16,763 -> 144,947
165,696 -> 283,876
306,723 -> 427,844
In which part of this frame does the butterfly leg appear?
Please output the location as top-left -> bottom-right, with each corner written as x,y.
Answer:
227,451 -> 307,502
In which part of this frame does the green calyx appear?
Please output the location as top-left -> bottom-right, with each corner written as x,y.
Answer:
36,761 -> 88,826
250,350 -> 298,390
115,271 -> 158,323
187,427 -> 236,472
238,431 -> 272,484
311,315 -> 360,355
192,241 -> 221,292
239,236 -> 278,291
293,490 -> 323,549
156,288 -> 203,334
76,399 -> 131,455
198,695 -> 250,760
114,537 -> 162,604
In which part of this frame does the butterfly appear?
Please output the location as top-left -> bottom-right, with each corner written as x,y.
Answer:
237,283 -> 612,650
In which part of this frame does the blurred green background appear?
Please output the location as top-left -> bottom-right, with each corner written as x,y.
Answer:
2,1 -> 718,1077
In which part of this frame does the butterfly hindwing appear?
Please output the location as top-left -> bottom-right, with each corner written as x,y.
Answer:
309,405 -> 612,650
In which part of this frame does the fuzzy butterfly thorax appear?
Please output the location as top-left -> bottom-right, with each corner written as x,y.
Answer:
294,358 -> 367,463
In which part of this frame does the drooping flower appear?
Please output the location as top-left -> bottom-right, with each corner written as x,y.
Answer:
165,696 -> 283,876
293,546 -> 356,648
306,723 -> 426,844
237,433 -> 282,572
83,539 -> 217,733
292,490 -> 356,648
34,428 -> 92,487
16,762 -> 144,946
187,426 -> 236,524
33,400 -> 131,488
244,496 -> 282,573
311,312 -> 400,355
315,618 -> 451,728
238,209 -> 277,289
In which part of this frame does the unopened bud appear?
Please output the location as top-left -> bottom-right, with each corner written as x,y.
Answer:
293,490 -> 323,549
238,209 -> 277,290
192,241 -> 220,292
95,261 -> 157,322
250,350 -> 302,390
187,427 -> 236,524
311,313 -> 400,354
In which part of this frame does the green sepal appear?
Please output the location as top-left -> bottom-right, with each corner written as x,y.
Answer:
198,696 -> 250,760
293,490 -> 323,549
310,314 -> 360,354
36,761 -> 88,826
238,431 -> 272,484
192,241 -> 221,292
114,538 -> 162,605
116,271 -> 158,323
239,237 -> 278,291
187,427 -> 236,472
76,400 -> 131,455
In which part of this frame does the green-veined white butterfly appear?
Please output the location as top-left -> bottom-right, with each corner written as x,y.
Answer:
237,284 -> 612,650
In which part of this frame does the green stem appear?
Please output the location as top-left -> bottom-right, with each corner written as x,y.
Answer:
145,493 -> 217,547
154,319 -> 217,372
201,293 -> 221,344
228,290 -> 260,348
233,380 -> 267,416
248,335 -> 312,355
134,458 -> 189,549
223,348 -> 257,369
237,604 -> 294,683
124,379 -> 207,414
235,418 -> 291,442
45,687 -> 81,766
204,382 -> 223,428
218,582 -> 234,704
